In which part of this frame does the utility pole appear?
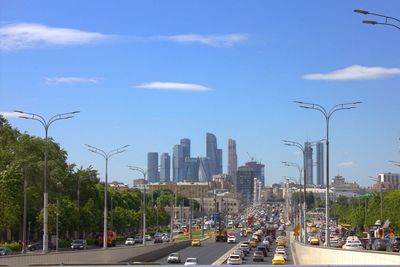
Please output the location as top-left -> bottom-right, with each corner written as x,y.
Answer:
189,199 -> 193,240
21,167 -> 28,254
201,197 -> 205,238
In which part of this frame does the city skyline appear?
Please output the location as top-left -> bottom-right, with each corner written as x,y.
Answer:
1,1 -> 399,188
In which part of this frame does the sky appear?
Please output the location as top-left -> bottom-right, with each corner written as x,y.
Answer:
1,0 -> 399,187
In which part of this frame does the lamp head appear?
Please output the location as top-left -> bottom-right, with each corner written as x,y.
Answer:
363,20 -> 378,25
354,9 -> 369,15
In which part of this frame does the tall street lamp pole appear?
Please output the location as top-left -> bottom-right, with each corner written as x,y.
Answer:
294,101 -> 361,247
282,161 -> 304,242
86,144 -> 129,249
128,166 -> 147,246
369,176 -> 383,222
354,9 -> 400,30
15,110 -> 80,253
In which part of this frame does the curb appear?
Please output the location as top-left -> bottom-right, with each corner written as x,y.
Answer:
211,243 -> 241,266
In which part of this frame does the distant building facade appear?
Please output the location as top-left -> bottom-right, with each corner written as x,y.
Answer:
236,166 -> 255,203
183,157 -> 200,181
228,139 -> 237,177
147,152 -> 159,182
173,144 -> 184,181
245,161 -> 265,187
180,138 -> 191,160
304,142 -> 313,185
198,157 -> 211,182
109,181 -> 129,190
316,142 -> 324,185
211,174 -> 235,192
331,174 -> 360,196
378,172 -> 400,189
207,133 -> 223,176
160,153 -> 171,182
149,181 -> 209,199
133,178 -> 148,192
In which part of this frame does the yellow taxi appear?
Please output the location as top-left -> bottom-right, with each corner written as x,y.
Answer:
272,254 -> 285,265
250,239 -> 258,248
191,239 -> 201,246
309,237 -> 319,246
246,228 -> 253,234
310,227 -> 317,233
276,239 -> 286,247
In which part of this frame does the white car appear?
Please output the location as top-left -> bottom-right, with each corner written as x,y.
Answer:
125,238 -> 135,246
184,257 -> 198,266
239,243 -> 250,254
227,254 -> 243,265
167,252 -> 181,263
145,235 -> 152,241
227,235 -> 237,243
342,239 -> 363,250
275,249 -> 288,260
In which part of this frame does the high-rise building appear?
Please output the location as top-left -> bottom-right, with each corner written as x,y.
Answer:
206,133 -> 223,175
160,153 -> 171,182
173,145 -> 184,181
235,166 -> 255,203
198,157 -> 211,182
316,142 -> 324,186
183,157 -> 200,181
304,142 -> 313,185
147,152 -> 159,182
180,138 -> 191,160
228,139 -> 238,177
245,161 -> 265,187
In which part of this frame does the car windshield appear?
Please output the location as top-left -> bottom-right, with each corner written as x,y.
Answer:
186,259 -> 197,262
170,253 -> 179,257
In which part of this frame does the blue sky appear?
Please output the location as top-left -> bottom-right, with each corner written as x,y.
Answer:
1,0 -> 399,187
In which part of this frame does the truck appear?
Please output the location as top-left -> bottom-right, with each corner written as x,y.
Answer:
98,230 -> 117,247
215,229 -> 228,242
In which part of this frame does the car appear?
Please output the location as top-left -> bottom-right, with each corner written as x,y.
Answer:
162,235 -> 170,242
240,231 -> 247,237
250,239 -> 257,248
257,246 -> 267,256
262,238 -> 270,246
342,237 -> 363,250
154,236 -> 163,244
134,236 -> 143,244
309,237 -> 319,246
27,241 -> 55,251
125,238 -> 135,246
227,235 -> 237,243
227,254 -> 243,265
184,257 -> 198,266
191,239 -> 201,246
275,249 -> 288,260
246,228 -> 253,234
252,251 -> 264,261
387,237 -> 400,252
272,254 -> 286,265
276,239 -> 286,247
365,237 -> 378,250
71,239 -> 87,250
167,252 -> 181,263
233,250 -> 245,260
239,243 -> 250,254
0,247 -> 12,256
372,238 -> 388,251
145,235 -> 152,241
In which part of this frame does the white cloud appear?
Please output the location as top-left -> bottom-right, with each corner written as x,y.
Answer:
45,76 -> 99,84
302,65 -> 400,80
136,82 -> 211,91
0,111 -> 20,118
337,161 -> 357,167
0,23 -> 114,51
159,34 -> 249,47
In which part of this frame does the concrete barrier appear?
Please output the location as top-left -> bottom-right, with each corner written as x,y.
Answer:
290,233 -> 400,265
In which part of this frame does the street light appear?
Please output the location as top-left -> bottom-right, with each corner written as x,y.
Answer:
86,144 -> 129,249
354,9 -> 400,30
128,166 -> 147,246
282,161 -> 304,242
15,110 -> 79,253
389,160 -> 400,167
369,176 -> 383,223
294,101 -> 361,247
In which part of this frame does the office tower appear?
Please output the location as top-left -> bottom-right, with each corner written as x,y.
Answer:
316,142 -> 324,186
183,157 -> 200,181
160,153 -> 171,182
304,142 -> 313,185
147,152 -> 159,182
228,139 -> 238,177
236,166 -> 255,203
173,144 -> 184,181
180,138 -> 191,160
206,133 -> 223,175
245,161 -> 265,187
198,157 -> 211,182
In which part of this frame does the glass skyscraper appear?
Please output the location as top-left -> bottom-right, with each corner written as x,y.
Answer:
206,133 -> 223,176
180,138 -> 191,160
304,142 -> 313,185
147,152 -> 159,182
228,139 -> 237,177
160,153 -> 171,182
198,157 -> 211,182
183,157 -> 200,181
173,144 -> 184,181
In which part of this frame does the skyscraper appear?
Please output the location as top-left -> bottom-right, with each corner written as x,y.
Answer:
228,139 -> 238,177
173,144 -> 184,181
160,153 -> 171,182
236,166 -> 255,203
245,161 -> 265,187
206,133 -> 222,175
316,142 -> 324,186
147,152 -> 159,182
180,138 -> 191,160
198,157 -> 211,182
183,157 -> 200,181
304,142 -> 313,185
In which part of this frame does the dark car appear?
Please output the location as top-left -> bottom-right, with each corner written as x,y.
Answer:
359,238 -> 368,250
387,237 -> 400,252
27,241 -> 55,251
257,246 -> 268,256
365,237 -> 378,250
0,247 -> 12,256
154,236 -> 163,244
134,236 -> 143,244
372,238 -> 388,251
71,239 -> 87,250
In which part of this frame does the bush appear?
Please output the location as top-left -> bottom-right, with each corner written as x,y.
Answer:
0,243 -> 22,252
58,239 -> 71,248
86,238 -> 97,246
